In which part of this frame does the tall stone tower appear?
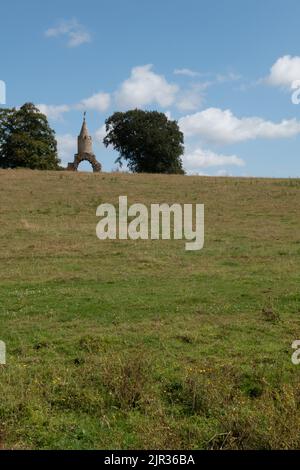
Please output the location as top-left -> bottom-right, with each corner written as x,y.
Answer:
78,112 -> 93,154
67,112 -> 102,172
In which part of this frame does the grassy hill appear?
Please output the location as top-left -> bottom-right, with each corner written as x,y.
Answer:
1,169 -> 300,449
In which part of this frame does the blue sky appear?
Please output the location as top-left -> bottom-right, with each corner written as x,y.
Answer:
2,0 -> 300,176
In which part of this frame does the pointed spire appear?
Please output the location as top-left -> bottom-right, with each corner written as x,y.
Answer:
78,112 -> 93,154
79,111 -> 89,138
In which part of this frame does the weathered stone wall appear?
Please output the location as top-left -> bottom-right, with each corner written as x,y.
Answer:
67,153 -> 102,173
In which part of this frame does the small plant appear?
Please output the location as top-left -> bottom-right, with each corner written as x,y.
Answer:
261,307 -> 280,323
100,354 -> 150,410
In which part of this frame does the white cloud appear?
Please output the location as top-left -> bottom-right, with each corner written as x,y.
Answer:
164,110 -> 172,120
174,68 -> 201,78
68,30 -> 91,48
37,66 -> 243,125
115,64 -> 215,111
56,134 -> 76,165
173,70 -> 240,110
216,72 -> 241,83
174,68 -> 240,83
177,93 -> 201,112
266,55 -> 300,88
176,83 -> 209,111
78,92 -> 111,112
179,107 -> 300,144
183,147 -> 244,171
115,64 -> 178,108
45,18 -> 91,47
38,91 -> 110,122
95,124 -> 107,143
216,169 -> 232,176
37,104 -> 70,121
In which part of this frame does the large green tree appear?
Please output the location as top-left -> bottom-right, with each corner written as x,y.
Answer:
0,103 -> 60,170
103,109 -> 184,174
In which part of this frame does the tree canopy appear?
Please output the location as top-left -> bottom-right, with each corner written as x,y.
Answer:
103,109 -> 184,174
0,103 -> 60,170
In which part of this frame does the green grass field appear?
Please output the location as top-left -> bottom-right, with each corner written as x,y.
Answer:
1,169 -> 300,449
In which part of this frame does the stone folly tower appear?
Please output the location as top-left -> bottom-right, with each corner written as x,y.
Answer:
67,113 -> 102,172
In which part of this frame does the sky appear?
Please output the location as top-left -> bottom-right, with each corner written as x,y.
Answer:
2,0 -> 300,176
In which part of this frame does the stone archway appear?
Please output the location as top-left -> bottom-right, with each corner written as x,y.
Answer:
67,153 -> 102,173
